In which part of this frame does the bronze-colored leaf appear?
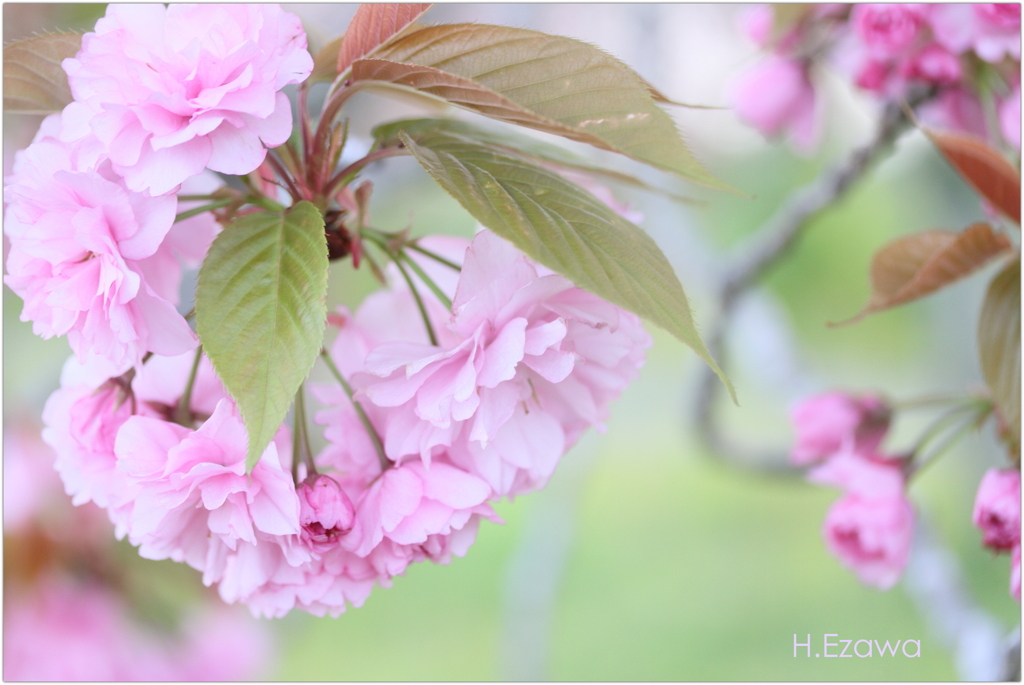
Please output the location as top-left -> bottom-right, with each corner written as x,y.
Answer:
310,36 -> 344,83
978,257 -> 1021,460
836,223 -> 1013,325
4,33 -> 81,114
362,23 -> 732,190
336,3 -> 432,77
927,128 -> 1021,225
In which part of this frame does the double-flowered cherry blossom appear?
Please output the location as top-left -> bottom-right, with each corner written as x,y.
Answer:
972,468 -> 1021,602
325,230 -> 651,498
808,450 -> 915,590
789,392 -> 891,466
61,3 -> 313,195
4,116 -> 197,368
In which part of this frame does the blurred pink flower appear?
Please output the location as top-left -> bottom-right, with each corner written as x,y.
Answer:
900,44 -> 963,86
4,574 -> 276,680
4,124 -> 196,367
929,4 -> 1021,63
790,392 -> 891,466
61,3 -> 312,195
731,56 -> 818,152
3,575 -> 176,681
821,490 -> 915,590
851,4 -> 926,59
973,468 -> 1021,552
918,87 -> 990,139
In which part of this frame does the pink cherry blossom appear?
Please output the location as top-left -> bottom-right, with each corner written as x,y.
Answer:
820,490 -> 915,590
346,459 -> 500,566
43,352 -> 227,536
61,4 -> 313,195
918,87 -> 990,139
4,121 -> 196,367
929,4 -> 1021,63
851,5 -> 926,59
807,450 -> 914,590
900,44 -> 963,86
790,392 -> 891,466
972,468 -> 1021,552
731,56 -> 818,152
114,399 -> 304,585
334,230 -> 650,497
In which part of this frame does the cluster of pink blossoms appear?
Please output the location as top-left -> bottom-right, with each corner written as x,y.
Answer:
10,3 -> 650,619
792,392 -> 1022,601
5,3 -> 312,370
41,230 -> 650,617
732,4 -> 1021,152
789,392 -> 916,590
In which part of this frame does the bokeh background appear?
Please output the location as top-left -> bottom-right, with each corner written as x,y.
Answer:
4,4 -> 1019,680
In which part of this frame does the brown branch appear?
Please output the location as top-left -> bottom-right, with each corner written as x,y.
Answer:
692,87 -> 936,473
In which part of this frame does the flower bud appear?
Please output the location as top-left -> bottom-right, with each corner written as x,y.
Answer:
297,475 -> 355,546
973,468 -> 1021,552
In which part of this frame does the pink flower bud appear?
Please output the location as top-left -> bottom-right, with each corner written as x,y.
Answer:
972,468 -> 1021,552
790,392 -> 891,466
297,475 -> 355,546
821,491 -> 915,590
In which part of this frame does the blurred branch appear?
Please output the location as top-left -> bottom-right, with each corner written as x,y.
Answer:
903,517 -> 1018,681
692,86 -> 936,473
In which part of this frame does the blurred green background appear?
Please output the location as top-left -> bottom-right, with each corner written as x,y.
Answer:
4,4 -> 1018,681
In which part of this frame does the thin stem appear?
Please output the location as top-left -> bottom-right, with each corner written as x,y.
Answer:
313,84 -> 364,172
324,147 -> 410,197
907,402 -> 982,457
407,243 -> 462,272
291,397 -> 302,483
293,384 -> 317,477
177,194 -> 220,202
320,349 -> 390,472
175,199 -> 233,223
299,85 -> 313,168
908,403 -> 993,480
400,250 -> 453,310
391,249 -> 440,346
264,152 -> 302,202
173,347 -> 203,428
893,392 -> 983,411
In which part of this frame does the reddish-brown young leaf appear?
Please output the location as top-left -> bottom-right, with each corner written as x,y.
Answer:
978,257 -> 1021,461
927,128 -> 1021,225
336,3 -> 432,76
4,33 -> 82,114
835,223 -> 1013,325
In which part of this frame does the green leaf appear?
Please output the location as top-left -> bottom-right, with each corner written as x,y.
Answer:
4,33 -> 81,114
360,23 -> 731,191
373,117 -> 701,204
978,257 -> 1020,461
397,128 -> 734,400
196,202 -> 329,471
